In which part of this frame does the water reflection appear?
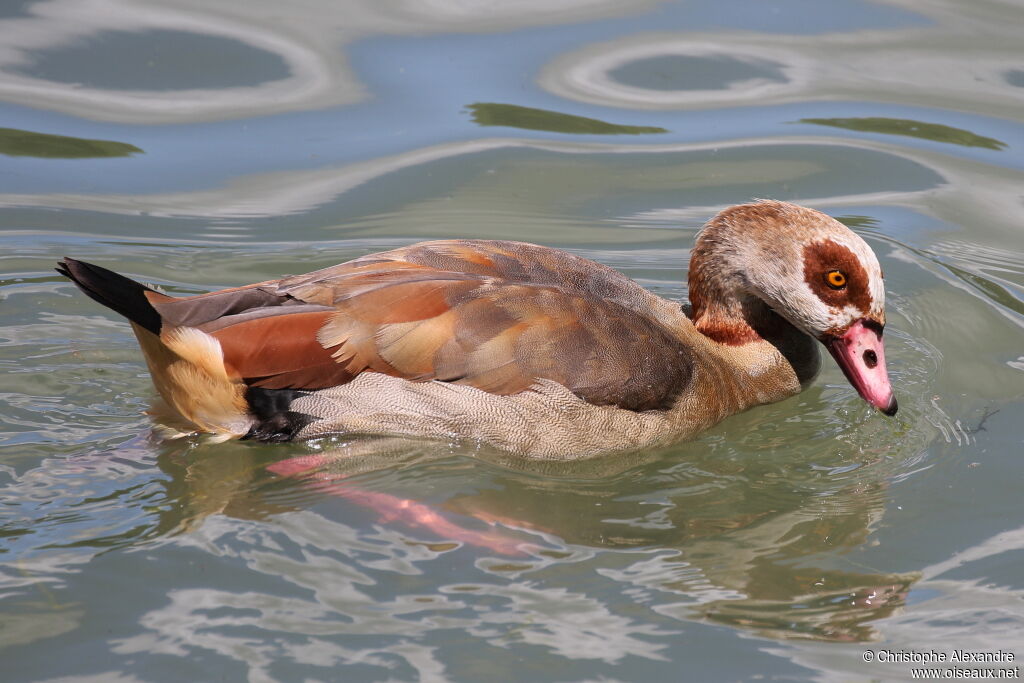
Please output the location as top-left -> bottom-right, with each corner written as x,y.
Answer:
1006,69 -> 1024,88
539,35 -> 807,110
538,1 -> 1024,120
0,127 -> 141,158
16,29 -> 291,91
0,0 -> 356,123
82,422 -> 925,647
797,117 -> 1006,150
609,53 -> 787,92
466,102 -> 667,135
0,0 -> 657,123
0,138 -> 943,226
771,519 -> 1024,677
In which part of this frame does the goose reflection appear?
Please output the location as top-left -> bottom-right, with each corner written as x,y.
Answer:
151,427 -> 918,643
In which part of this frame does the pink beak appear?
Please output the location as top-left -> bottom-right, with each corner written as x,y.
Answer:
823,319 -> 898,416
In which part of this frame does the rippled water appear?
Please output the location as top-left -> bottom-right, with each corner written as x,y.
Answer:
2,1 -> 1023,681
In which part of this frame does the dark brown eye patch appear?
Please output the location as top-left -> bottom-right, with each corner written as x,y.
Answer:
803,239 -> 872,311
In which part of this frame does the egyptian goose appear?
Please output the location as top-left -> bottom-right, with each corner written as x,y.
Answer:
58,200 -> 896,458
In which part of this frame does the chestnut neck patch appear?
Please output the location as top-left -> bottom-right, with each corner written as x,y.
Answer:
693,315 -> 762,346
802,239 -> 872,313
688,237 -> 762,345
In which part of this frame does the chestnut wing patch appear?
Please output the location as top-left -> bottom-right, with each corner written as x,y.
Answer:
211,310 -> 353,390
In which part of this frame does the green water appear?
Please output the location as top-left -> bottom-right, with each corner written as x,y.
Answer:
1,1 -> 1022,681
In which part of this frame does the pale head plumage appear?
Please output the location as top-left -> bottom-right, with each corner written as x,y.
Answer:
693,200 -> 885,341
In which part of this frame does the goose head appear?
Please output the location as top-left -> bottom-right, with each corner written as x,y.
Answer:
689,200 -> 897,416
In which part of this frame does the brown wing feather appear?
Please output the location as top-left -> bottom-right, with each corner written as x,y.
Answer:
142,240 -> 692,409
277,242 -> 694,410
149,281 -> 292,328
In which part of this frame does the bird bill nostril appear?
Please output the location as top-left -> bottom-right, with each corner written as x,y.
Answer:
825,319 -> 894,415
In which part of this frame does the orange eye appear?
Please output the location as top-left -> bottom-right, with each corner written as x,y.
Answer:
825,270 -> 847,289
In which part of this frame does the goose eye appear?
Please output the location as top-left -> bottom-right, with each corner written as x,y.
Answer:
825,270 -> 847,289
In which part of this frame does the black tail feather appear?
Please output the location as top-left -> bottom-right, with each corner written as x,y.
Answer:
56,258 -> 163,334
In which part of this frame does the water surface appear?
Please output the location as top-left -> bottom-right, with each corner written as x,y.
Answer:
2,0 -> 1023,681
